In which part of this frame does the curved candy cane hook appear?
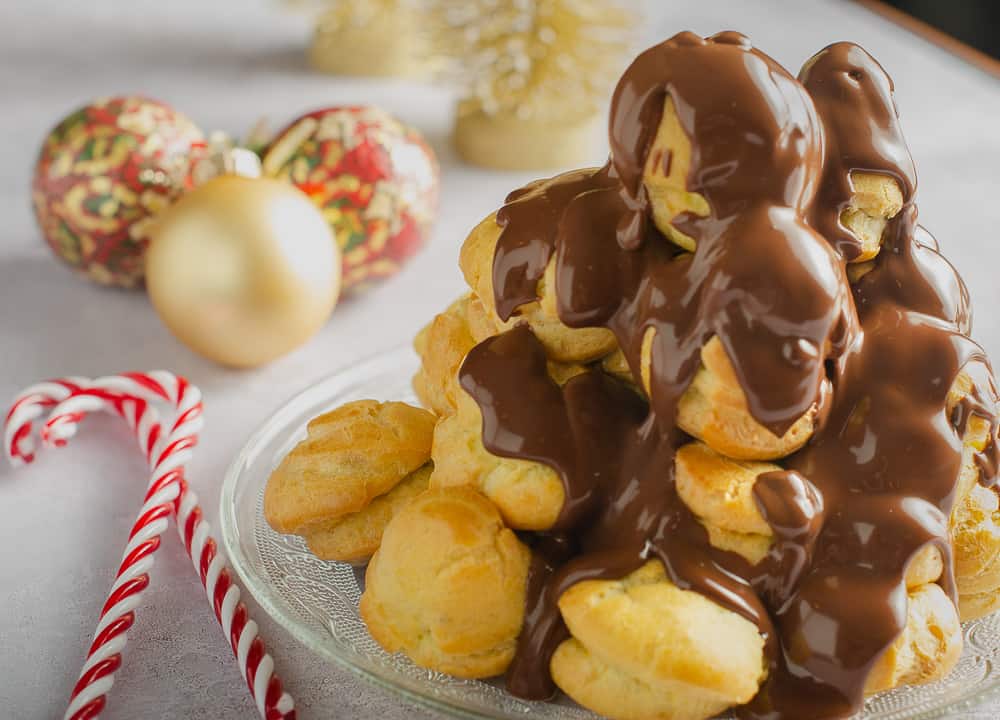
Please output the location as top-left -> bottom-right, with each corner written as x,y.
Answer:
4,373 -> 294,720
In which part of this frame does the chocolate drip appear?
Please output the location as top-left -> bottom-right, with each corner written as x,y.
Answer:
463,328 -> 773,701
950,372 -> 1000,491
746,302 -> 978,718
854,205 -> 972,333
493,169 -> 615,321
800,42 -> 917,261
460,325 -> 648,530
750,471 -> 825,611
457,31 -> 1000,720
506,532 -> 576,699
578,31 -> 855,436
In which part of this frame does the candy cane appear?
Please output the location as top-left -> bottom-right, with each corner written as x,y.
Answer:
4,373 -> 295,720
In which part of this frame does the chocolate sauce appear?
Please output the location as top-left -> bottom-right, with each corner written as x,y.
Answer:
950,371 -> 1000,491
464,327 -> 776,700
853,205 -> 972,334
748,301 -> 977,717
459,31 -> 1000,720
459,326 -> 648,530
800,42 -> 917,261
493,169 -> 616,322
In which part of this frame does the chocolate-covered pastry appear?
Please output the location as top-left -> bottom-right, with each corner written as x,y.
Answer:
459,31 -> 1000,720
265,29 -> 1000,720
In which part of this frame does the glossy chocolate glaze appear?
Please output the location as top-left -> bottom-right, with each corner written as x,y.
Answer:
801,42 -> 917,261
458,32 -> 1000,720
952,371 -> 1000,489
853,205 -> 972,333
493,169 -> 616,322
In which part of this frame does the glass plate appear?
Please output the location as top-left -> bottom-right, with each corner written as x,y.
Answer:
220,346 -> 1000,720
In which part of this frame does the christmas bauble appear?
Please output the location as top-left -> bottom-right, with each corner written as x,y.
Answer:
32,96 -> 205,288
261,106 -> 439,293
146,175 -> 340,368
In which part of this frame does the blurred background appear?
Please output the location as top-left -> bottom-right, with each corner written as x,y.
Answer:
875,0 -> 1000,61
1,1 -> 999,718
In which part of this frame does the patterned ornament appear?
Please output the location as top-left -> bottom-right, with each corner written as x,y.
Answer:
31,96 -> 205,288
262,106 -> 439,293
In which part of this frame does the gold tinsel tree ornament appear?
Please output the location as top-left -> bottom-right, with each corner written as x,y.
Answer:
298,0 -> 428,77
435,0 -> 635,170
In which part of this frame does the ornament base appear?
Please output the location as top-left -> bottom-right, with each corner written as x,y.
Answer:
453,109 -> 601,171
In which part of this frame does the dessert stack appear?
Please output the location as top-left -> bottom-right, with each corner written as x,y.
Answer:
265,31 -> 1000,720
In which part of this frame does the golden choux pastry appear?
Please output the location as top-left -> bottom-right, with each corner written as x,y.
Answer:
636,330 -> 816,461
701,524 -> 773,566
359,486 -> 531,678
642,96 -> 709,253
601,347 -> 638,387
675,337 -> 817,460
467,295 -> 500,340
945,372 -> 1000,619
948,405 -> 1000,618
303,464 -> 431,564
460,213 -> 619,364
957,577 -> 1000,622
261,31 -> 1000,720
675,441 -> 943,584
906,545 -> 947,590
674,442 -> 777,566
640,91 -> 902,265
551,560 -> 767,720
412,294 -> 495,417
264,400 -> 435,536
841,172 -> 904,263
864,583 -> 963,694
675,442 -> 776,536
431,391 -> 565,531
953,480 -> 1000,619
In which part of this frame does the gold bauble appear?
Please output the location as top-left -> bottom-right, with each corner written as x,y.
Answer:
146,175 -> 341,368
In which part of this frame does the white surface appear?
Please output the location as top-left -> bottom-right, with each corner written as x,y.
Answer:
1,1 -> 999,718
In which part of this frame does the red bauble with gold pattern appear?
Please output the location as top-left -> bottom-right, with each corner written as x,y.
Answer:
31,96 -> 205,288
262,106 -> 439,294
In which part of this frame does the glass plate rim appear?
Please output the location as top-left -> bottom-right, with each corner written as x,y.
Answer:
218,344 -> 1000,720
219,345 -> 500,719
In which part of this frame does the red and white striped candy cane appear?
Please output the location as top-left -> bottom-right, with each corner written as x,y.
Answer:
4,372 -> 295,720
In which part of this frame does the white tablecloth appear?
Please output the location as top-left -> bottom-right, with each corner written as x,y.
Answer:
2,0 -> 999,717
